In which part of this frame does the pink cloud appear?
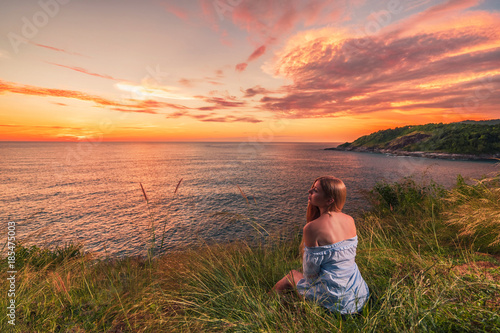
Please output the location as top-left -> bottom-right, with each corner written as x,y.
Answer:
190,113 -> 261,123
178,78 -> 194,87
206,80 -> 223,86
228,0 -> 343,43
394,0 -> 483,35
111,107 -> 158,114
200,0 -> 348,71
178,75 -> 223,87
166,110 -> 261,123
241,85 -> 271,98
235,62 -> 248,72
215,69 -> 224,78
32,42 -> 85,57
257,11 -> 500,119
163,3 -> 189,20
247,45 -> 266,62
196,95 -> 246,108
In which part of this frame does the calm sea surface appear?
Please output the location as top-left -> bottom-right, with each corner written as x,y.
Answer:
1,142 -> 497,257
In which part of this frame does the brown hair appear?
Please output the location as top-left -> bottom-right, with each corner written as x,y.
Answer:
301,176 -> 347,254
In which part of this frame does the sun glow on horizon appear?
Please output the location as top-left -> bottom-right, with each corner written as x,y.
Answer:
115,83 -> 196,101
1,0 -> 499,142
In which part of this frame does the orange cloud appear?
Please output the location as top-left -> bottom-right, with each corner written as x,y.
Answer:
0,80 -> 257,123
0,124 -> 83,130
0,79 -> 123,107
0,79 -> 188,114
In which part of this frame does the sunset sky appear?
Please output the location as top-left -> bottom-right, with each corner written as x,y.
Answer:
1,0 -> 499,142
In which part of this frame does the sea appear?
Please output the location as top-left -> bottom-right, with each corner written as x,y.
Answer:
1,142 -> 498,257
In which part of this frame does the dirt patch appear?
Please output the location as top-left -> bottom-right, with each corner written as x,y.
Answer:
452,261 -> 500,281
385,132 -> 431,150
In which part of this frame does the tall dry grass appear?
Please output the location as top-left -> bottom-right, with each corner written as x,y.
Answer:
444,174 -> 500,252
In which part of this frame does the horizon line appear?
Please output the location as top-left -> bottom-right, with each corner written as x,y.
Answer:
0,140 -> 345,144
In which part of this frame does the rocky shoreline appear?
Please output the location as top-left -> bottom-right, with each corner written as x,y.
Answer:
325,146 -> 500,161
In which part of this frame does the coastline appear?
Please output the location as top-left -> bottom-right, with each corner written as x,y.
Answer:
326,146 -> 500,161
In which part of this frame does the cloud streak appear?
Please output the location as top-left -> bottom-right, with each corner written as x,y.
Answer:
168,111 -> 262,123
0,79 -> 189,114
0,79 -> 124,107
32,42 -> 86,57
48,63 -> 124,81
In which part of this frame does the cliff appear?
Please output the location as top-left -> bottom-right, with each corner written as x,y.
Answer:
327,120 -> 500,161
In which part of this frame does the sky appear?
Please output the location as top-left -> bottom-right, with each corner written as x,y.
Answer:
0,0 -> 499,142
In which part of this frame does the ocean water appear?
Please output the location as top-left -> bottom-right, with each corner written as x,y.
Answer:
1,142 -> 497,257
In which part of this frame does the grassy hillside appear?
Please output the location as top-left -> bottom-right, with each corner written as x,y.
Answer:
338,120 -> 500,155
1,174 -> 500,332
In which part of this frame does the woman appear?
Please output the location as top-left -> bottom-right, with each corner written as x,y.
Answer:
271,176 -> 369,315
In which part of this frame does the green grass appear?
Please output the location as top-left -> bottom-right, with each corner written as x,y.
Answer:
2,175 -> 500,332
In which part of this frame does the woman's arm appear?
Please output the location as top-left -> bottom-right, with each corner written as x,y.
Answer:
303,222 -> 318,247
302,223 -> 321,280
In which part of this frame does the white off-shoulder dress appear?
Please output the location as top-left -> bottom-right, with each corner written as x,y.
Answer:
296,236 -> 369,314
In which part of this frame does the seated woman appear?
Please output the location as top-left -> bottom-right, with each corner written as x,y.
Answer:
271,176 -> 369,315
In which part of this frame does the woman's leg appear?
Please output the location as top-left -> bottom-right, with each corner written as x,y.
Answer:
271,270 -> 303,292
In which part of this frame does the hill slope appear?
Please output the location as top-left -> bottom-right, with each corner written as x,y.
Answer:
329,120 -> 500,160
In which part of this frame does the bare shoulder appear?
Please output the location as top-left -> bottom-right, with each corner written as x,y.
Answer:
303,213 -> 356,247
303,214 -> 330,246
333,212 -> 357,237
339,212 -> 355,223
303,221 -> 320,247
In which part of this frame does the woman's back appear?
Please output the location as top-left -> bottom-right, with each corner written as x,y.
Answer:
296,235 -> 369,314
303,212 -> 357,247
271,176 -> 369,314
